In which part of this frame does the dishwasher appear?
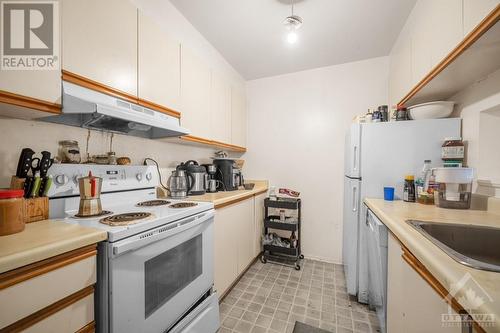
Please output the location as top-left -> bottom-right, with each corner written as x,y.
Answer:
364,207 -> 388,333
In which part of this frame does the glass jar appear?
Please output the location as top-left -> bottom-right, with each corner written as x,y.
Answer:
0,189 -> 25,235
442,137 -> 464,163
59,140 -> 81,163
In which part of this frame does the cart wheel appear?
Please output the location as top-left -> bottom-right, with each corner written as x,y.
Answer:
260,255 -> 267,264
294,263 -> 301,270
299,254 -> 304,259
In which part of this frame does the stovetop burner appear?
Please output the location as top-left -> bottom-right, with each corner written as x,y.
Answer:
137,199 -> 171,207
100,212 -> 152,226
169,202 -> 198,209
74,210 -> 113,218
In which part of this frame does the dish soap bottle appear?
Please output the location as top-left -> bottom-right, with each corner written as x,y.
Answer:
403,175 -> 416,202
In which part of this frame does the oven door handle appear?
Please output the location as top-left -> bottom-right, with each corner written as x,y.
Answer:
111,210 -> 215,257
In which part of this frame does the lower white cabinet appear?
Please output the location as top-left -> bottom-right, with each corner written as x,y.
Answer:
253,193 -> 266,257
387,233 -> 462,333
214,195 -> 262,298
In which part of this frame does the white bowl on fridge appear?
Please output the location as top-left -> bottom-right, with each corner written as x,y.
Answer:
407,101 -> 455,120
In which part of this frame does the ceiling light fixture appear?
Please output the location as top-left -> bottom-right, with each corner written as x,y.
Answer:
283,0 -> 303,44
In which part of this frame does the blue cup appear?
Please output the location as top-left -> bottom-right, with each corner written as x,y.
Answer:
384,187 -> 395,201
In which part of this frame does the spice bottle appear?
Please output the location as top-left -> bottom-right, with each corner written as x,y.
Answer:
403,175 -> 416,202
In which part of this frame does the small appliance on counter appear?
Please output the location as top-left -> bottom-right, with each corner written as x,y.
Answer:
433,167 -> 473,209
77,172 -> 103,217
167,169 -> 193,199
177,160 -> 208,195
213,158 -> 238,191
203,164 -> 218,193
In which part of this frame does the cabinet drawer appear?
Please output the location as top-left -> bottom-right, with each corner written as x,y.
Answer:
22,293 -> 94,333
0,254 -> 96,328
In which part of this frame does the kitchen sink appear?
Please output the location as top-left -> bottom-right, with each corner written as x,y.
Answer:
407,220 -> 500,273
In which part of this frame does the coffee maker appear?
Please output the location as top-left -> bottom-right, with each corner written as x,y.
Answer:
203,164 -> 218,193
213,159 -> 237,191
77,172 -> 103,217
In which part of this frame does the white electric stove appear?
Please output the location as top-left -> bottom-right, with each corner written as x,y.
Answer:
47,164 -> 220,333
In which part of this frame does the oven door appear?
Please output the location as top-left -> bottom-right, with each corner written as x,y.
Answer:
108,210 -> 214,333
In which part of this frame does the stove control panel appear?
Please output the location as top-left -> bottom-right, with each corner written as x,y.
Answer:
47,164 -> 159,198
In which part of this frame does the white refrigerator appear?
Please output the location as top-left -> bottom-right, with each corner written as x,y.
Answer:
342,118 -> 461,300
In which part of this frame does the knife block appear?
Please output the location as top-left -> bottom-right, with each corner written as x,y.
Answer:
10,176 -> 49,223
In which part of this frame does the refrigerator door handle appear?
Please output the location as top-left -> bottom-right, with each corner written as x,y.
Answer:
352,145 -> 358,173
352,185 -> 358,212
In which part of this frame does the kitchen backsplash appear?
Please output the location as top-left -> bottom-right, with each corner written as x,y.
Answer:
0,118 -> 240,188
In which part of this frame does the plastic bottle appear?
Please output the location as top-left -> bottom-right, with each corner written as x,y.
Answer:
403,175 -> 416,202
416,160 -> 432,197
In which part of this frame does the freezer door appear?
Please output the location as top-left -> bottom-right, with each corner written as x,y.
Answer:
360,118 -> 461,200
344,123 -> 361,178
342,176 -> 361,296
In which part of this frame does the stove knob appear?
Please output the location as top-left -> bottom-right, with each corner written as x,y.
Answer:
136,173 -> 143,181
73,174 -> 81,184
55,174 -> 69,185
146,172 -> 152,181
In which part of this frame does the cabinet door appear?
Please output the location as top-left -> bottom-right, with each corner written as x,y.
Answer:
62,0 -> 137,96
0,0 -> 61,105
236,198 -> 255,274
428,0 -> 463,68
210,72 -> 231,143
464,0 -> 499,36
231,86 -> 247,147
389,33 -> 412,107
138,11 -> 181,111
387,233 -> 461,333
254,193 -> 266,257
180,46 -> 211,138
410,1 -> 433,87
214,206 -> 238,297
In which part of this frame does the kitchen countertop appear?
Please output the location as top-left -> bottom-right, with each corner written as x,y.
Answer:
364,198 -> 500,332
159,180 -> 268,209
0,220 -> 107,274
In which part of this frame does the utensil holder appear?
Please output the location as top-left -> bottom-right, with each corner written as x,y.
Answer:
10,176 -> 49,223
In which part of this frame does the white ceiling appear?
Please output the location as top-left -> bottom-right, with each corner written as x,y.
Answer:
170,0 -> 417,80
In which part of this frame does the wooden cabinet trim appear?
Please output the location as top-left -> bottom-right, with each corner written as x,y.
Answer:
62,70 -> 181,118
399,4 -> 500,106
62,70 -> 137,104
0,244 -> 97,290
75,321 -> 95,333
0,90 -> 61,115
137,98 -> 180,118
180,135 -> 247,152
0,285 -> 94,333
400,243 -> 486,333
215,194 -> 256,210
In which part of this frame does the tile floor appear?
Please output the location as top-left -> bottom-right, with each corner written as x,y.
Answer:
218,259 -> 380,333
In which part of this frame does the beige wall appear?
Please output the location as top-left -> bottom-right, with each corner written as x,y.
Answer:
0,118 -> 219,188
450,68 -> 500,196
244,56 -> 389,263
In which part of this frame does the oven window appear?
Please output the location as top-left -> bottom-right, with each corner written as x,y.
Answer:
144,235 -> 203,318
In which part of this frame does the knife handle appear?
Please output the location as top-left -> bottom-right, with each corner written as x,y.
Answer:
30,175 -> 41,198
24,177 -> 34,198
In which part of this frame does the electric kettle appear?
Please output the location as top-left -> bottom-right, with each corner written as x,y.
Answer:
167,169 -> 193,199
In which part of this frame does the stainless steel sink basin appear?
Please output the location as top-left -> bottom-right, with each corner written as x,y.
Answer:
407,220 -> 500,273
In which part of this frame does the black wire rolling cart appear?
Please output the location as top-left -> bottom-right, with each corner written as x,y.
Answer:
260,197 -> 303,270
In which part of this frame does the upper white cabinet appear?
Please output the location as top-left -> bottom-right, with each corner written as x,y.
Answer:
62,0 -> 138,96
389,30 -> 412,107
427,0 -> 463,67
210,72 -> 232,143
464,0 -> 500,36
231,86 -> 247,147
138,11 -> 181,111
180,46 -> 212,139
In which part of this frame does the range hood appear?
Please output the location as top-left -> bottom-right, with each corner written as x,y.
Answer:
40,81 -> 190,139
